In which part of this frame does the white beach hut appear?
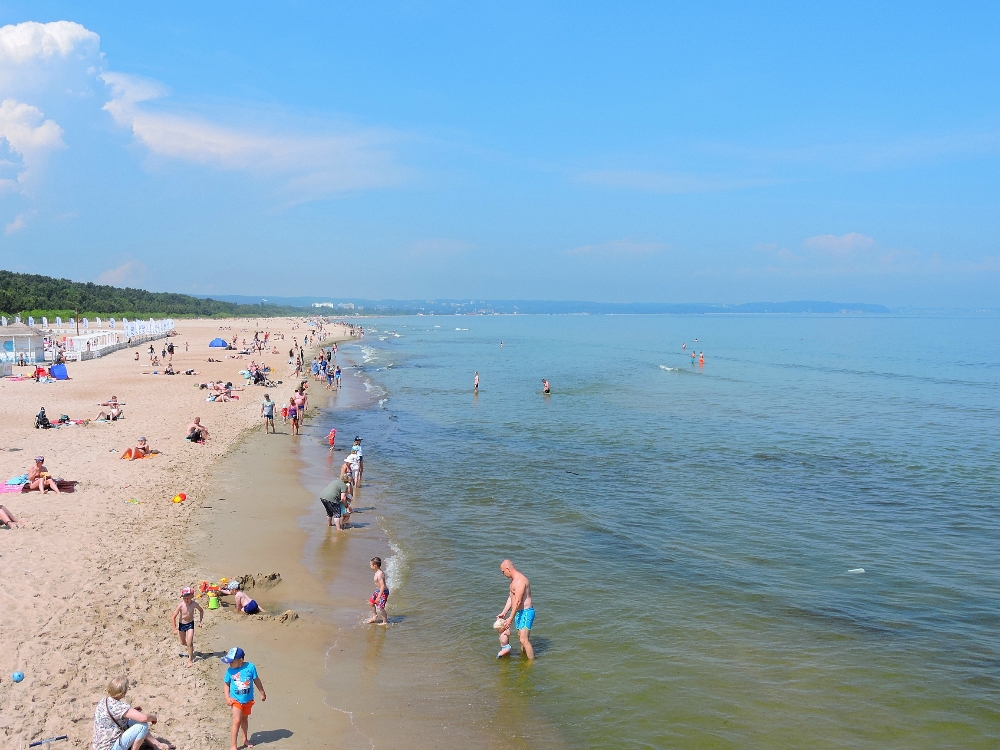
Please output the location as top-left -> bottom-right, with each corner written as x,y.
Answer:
0,322 -> 46,365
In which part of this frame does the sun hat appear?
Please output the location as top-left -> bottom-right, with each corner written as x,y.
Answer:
226,581 -> 240,591
181,587 -> 194,596
221,647 -> 245,664
34,456 -> 44,462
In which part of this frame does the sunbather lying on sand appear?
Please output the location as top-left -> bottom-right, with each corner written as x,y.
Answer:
0,504 -> 23,528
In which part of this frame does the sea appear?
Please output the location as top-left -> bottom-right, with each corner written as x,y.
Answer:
299,312 -> 1000,749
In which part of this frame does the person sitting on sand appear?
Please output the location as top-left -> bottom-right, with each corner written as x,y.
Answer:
96,397 -> 124,421
0,504 -> 23,528
122,437 -> 157,460
186,418 -> 209,442
92,675 -> 173,750
27,456 -> 60,494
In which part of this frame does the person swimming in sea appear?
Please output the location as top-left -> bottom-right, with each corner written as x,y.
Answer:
474,371 -> 479,392
542,379 -> 550,394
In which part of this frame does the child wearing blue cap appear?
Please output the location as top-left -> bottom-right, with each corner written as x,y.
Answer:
222,647 -> 266,750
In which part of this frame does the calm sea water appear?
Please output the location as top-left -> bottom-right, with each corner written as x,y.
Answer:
313,313 -> 1000,749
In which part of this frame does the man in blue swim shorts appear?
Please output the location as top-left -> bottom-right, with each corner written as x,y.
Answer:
496,559 -> 535,659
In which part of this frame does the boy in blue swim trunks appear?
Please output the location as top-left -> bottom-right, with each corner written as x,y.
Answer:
172,587 -> 204,667
497,559 -> 535,659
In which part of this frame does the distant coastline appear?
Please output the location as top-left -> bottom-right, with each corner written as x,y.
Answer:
199,295 -> 892,316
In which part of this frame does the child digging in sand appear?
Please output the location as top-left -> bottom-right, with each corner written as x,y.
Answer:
365,557 -> 389,625
171,587 -> 204,666
222,647 -> 266,750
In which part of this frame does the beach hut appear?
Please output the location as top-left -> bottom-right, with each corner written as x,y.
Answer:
0,322 -> 46,365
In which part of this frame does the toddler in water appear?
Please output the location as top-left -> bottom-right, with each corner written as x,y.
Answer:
365,557 -> 389,625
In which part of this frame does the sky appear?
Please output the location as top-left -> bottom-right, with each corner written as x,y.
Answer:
0,2 -> 998,307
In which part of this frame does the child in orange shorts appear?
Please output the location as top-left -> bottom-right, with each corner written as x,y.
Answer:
222,647 -> 266,750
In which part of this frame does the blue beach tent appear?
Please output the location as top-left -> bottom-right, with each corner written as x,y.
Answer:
209,338 -> 228,348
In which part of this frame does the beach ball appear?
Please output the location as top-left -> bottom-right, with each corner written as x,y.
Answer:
12,671 -> 24,683
172,493 -> 187,503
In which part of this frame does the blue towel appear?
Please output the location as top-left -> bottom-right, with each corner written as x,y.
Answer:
6,474 -> 28,485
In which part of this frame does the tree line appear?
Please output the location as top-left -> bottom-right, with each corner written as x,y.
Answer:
0,270 -> 309,319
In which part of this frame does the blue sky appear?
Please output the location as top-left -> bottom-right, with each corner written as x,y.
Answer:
0,2 -> 998,307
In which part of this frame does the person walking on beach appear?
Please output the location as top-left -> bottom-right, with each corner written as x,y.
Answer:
365,557 -> 389,625
474,371 -> 479,392
497,559 -> 535,659
172,587 -> 204,667
222,647 -> 266,750
319,474 -> 350,530
261,394 -> 275,434
287,397 -> 300,435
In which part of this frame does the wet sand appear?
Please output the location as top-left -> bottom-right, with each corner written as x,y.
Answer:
193,352 -> 571,749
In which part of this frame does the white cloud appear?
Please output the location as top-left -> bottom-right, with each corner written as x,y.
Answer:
5,212 -> 28,234
566,239 -> 668,257
101,72 -> 404,198
0,20 -> 99,64
96,259 -> 148,287
0,99 -> 65,191
803,232 -> 876,255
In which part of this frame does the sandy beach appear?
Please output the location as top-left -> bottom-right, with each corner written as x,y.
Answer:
0,318 -> 352,749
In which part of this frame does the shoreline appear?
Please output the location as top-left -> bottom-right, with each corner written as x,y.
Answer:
0,318 -> 354,749
191,352 -> 391,749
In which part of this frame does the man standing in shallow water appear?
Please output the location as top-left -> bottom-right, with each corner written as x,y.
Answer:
497,559 -> 535,659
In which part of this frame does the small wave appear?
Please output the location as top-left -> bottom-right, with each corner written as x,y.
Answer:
362,377 -> 387,399
378,335 -> 388,342
378,397 -> 388,408
659,365 -> 681,372
384,538 -> 405,592
455,327 -> 469,331
359,345 -> 378,364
